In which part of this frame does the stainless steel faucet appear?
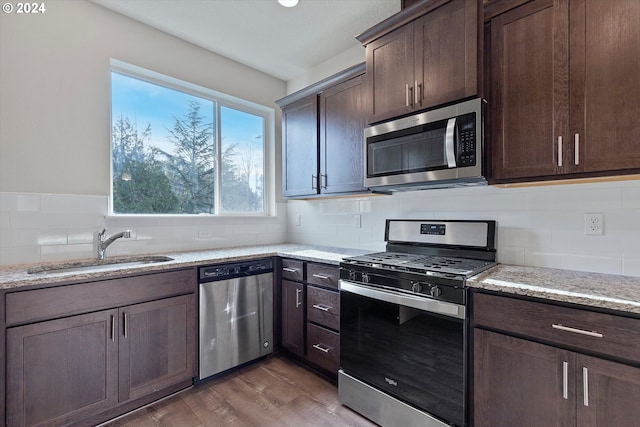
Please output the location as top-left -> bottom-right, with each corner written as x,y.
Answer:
97,229 -> 132,260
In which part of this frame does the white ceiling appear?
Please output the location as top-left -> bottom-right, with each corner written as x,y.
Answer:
91,0 -> 401,82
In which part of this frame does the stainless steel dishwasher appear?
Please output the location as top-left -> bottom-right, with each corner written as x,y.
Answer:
198,258 -> 274,381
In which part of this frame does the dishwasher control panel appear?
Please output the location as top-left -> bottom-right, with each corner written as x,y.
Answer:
199,258 -> 273,282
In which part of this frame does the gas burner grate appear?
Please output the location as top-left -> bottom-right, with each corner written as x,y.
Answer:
344,252 -> 496,276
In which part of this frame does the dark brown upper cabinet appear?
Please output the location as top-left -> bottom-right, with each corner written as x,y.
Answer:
487,0 -> 640,183
277,63 -> 368,198
357,0 -> 480,124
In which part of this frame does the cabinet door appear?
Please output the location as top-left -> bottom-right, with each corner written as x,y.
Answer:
489,0 -> 569,181
319,74 -> 367,194
281,279 -> 305,356
414,0 -> 478,110
282,96 -> 319,197
6,309 -> 118,427
119,294 -> 196,402
576,354 -> 640,426
365,24 -> 414,124
569,0 -> 640,174
474,329 -> 575,427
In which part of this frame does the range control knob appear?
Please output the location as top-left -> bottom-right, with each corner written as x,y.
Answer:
362,273 -> 370,283
411,282 -> 423,293
430,286 -> 442,297
349,270 -> 356,280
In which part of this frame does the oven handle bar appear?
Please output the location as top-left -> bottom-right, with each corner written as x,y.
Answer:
339,280 -> 465,320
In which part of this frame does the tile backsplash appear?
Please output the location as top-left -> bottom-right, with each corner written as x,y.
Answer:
3,179 -> 640,278
286,179 -> 640,277
0,193 -> 287,265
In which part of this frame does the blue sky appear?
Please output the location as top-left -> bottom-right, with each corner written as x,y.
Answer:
111,72 -> 264,188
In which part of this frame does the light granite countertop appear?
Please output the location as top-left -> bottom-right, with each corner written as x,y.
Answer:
4,245 -> 640,315
468,264 -> 640,315
0,243 -> 369,291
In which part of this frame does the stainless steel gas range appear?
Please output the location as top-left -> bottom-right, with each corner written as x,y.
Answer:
338,219 -> 497,427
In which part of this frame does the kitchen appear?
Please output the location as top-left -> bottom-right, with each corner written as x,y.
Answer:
1,0 -> 640,426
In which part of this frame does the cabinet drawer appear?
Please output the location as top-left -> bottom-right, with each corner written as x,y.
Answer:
282,259 -> 304,281
307,263 -> 339,289
306,323 -> 339,373
307,285 -> 340,331
473,292 -> 640,363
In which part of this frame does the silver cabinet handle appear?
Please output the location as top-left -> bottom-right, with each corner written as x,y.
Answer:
311,174 -> 317,190
445,118 -> 457,168
414,80 -> 419,106
312,274 -> 329,280
562,361 -> 568,399
583,367 -> 589,406
574,133 -> 580,165
320,174 -> 327,189
283,267 -> 298,273
123,312 -> 127,338
111,315 -> 116,342
405,83 -> 410,107
558,136 -> 563,167
552,323 -> 603,338
312,304 -> 331,312
312,343 -> 331,353
295,288 -> 302,307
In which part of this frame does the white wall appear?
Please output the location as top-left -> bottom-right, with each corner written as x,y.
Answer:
286,179 -> 640,277
286,45 -> 366,94
0,0 -> 289,265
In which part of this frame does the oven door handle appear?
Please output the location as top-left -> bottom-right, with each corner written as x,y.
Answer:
339,280 -> 465,320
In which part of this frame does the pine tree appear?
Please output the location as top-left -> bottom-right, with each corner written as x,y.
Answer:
155,101 -> 215,214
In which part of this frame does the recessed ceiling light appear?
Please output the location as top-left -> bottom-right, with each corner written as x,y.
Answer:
278,0 -> 299,7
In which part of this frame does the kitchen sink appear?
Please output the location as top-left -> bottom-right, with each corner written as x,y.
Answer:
27,255 -> 174,274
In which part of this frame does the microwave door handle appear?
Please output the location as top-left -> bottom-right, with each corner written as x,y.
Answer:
445,118 -> 457,168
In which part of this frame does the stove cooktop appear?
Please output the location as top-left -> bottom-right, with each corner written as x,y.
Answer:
342,251 -> 496,277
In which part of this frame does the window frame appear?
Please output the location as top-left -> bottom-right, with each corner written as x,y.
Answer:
109,59 -> 275,218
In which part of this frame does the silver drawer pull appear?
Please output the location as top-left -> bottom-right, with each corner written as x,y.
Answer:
583,367 -> 589,407
312,343 -> 331,353
552,324 -> 603,338
562,361 -> 568,399
283,267 -> 298,273
312,274 -> 329,280
312,304 -> 331,312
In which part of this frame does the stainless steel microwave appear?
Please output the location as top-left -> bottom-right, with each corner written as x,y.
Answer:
365,98 -> 486,192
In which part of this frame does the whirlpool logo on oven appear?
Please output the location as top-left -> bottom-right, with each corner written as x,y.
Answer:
384,377 -> 398,387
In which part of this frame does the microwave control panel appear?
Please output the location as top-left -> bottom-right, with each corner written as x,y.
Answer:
457,112 -> 476,167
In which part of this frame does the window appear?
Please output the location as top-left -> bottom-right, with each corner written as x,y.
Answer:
110,61 -> 272,215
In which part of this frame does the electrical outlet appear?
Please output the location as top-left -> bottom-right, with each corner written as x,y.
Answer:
198,230 -> 213,238
584,213 -> 604,235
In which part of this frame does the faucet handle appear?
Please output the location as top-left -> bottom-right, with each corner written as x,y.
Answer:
98,228 -> 106,239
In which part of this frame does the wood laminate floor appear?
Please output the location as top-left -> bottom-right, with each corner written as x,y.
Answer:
103,357 -> 377,427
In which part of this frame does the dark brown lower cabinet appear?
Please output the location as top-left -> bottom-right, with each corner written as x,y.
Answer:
5,269 -> 197,427
279,260 -> 341,379
6,309 -> 119,427
119,295 -> 195,403
281,279 -> 305,356
474,329 -> 640,426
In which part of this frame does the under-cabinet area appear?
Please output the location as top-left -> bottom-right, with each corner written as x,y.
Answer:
471,291 -> 640,427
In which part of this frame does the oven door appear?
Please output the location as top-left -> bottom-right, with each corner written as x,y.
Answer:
339,280 -> 467,427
